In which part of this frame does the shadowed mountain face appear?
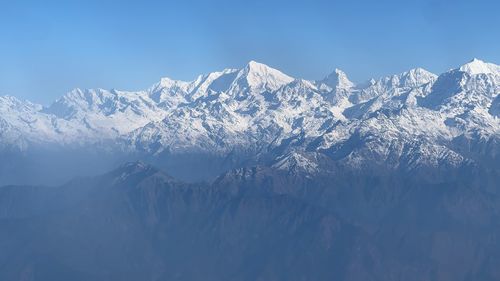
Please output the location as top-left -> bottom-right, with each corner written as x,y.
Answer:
1,162 -> 500,281
0,163 -> 373,281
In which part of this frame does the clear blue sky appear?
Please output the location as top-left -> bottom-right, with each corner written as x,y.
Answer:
0,0 -> 499,104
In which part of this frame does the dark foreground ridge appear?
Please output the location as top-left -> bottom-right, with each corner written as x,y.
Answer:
1,162 -> 499,281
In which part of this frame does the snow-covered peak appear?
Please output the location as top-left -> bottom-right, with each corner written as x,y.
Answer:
148,77 -> 191,105
189,68 -> 239,97
0,95 -> 29,107
321,69 -> 354,90
234,60 -> 294,92
47,88 -> 114,118
155,77 -> 190,91
458,58 -> 500,75
397,67 -> 437,87
356,67 -> 433,92
376,67 -> 437,89
245,60 -> 277,72
0,95 -> 43,113
273,152 -> 319,174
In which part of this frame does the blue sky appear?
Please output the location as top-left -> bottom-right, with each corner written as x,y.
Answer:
0,0 -> 499,104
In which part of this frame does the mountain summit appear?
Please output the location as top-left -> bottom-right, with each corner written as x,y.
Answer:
321,68 -> 355,90
234,60 -> 294,92
459,58 -> 500,75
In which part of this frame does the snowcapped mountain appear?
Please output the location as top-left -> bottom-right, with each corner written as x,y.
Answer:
459,58 -> 500,75
320,68 -> 355,91
44,88 -> 168,138
0,58 -> 499,183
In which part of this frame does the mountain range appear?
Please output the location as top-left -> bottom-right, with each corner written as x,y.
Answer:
1,159 -> 499,281
1,58 -> 500,280
1,58 -> 498,185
